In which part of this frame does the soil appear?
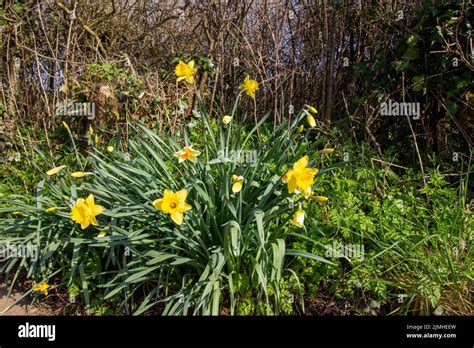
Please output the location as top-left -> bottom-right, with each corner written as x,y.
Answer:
0,282 -> 56,315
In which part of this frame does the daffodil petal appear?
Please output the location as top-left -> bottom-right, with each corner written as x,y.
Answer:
170,211 -> 184,225
294,155 -> 309,170
175,189 -> 188,201
153,198 -> 163,210
85,194 -> 95,206
288,176 -> 298,193
92,204 -> 105,215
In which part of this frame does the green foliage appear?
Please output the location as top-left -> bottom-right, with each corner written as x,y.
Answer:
292,143 -> 473,314
83,63 -> 143,100
353,1 -> 473,162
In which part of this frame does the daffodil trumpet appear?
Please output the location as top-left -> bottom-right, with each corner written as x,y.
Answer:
174,146 -> 201,163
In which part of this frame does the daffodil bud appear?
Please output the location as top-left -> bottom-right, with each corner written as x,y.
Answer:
222,115 -> 233,124
306,114 -> 316,128
291,209 -> 305,228
71,171 -> 93,178
46,165 -> 66,176
321,148 -> 334,154
314,195 -> 329,203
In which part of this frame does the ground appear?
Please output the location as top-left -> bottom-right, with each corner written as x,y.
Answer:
0,283 -> 54,315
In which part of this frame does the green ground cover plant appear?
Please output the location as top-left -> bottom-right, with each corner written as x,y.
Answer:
292,146 -> 473,315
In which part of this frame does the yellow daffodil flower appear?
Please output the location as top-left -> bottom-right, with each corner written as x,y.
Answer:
239,75 -> 259,98
291,209 -> 305,228
153,189 -> 192,225
320,148 -> 334,154
283,155 -> 318,197
174,146 -> 201,163
222,115 -> 233,124
70,194 -> 105,230
32,281 -> 49,295
175,60 -> 197,84
71,171 -> 93,178
306,114 -> 316,128
46,165 -> 66,176
106,146 -> 114,153
231,175 -> 244,193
